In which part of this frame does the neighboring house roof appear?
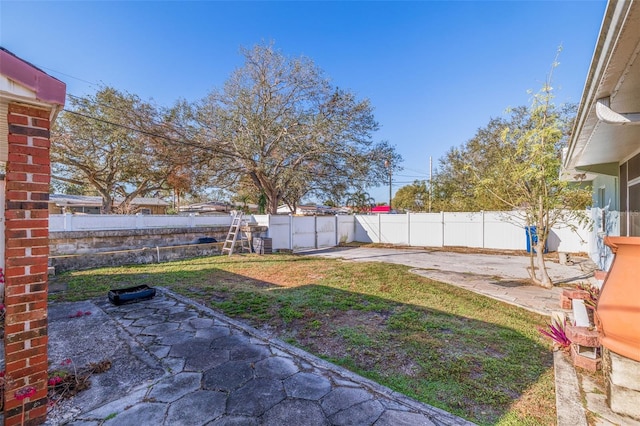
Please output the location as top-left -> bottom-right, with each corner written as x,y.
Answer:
277,205 -> 294,214
563,1 -> 640,178
50,194 -> 169,206
371,206 -> 391,213
277,204 -> 341,215
298,205 -> 319,213
179,201 -> 230,212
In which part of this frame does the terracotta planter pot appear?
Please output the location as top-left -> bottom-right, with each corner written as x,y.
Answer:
593,310 -> 603,333
597,236 -> 640,362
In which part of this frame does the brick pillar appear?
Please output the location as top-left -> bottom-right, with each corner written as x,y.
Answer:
3,103 -> 51,425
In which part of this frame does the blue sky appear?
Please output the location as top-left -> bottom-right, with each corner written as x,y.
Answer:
1,1 -> 606,203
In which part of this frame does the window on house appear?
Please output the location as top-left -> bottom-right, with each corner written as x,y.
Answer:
621,163 -> 628,236
629,182 -> 640,237
597,187 -> 606,232
598,187 -> 606,208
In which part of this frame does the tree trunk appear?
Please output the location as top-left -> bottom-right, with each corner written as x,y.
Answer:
535,246 -> 553,288
526,222 -> 552,289
527,249 -> 537,282
101,194 -> 112,214
267,195 -> 279,215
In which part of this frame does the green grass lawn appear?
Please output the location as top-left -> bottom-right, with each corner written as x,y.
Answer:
50,253 -> 556,425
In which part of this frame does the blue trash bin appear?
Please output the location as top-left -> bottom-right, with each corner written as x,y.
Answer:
525,226 -> 548,253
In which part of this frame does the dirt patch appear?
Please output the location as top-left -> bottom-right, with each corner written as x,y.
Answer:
269,309 -> 423,376
341,242 -> 589,261
491,280 -> 530,288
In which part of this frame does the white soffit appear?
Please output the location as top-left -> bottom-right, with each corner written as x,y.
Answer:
567,1 -> 640,171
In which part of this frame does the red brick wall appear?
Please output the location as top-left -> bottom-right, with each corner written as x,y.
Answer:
3,103 -> 51,425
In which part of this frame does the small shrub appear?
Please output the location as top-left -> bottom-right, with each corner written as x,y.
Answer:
578,283 -> 600,311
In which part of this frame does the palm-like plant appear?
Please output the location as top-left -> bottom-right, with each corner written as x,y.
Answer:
345,190 -> 376,214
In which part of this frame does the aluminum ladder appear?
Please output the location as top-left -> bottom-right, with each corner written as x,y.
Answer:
221,212 -> 252,256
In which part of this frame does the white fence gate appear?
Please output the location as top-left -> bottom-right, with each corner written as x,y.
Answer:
253,215 -> 353,251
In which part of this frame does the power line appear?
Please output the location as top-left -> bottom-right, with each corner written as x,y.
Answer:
58,106 -> 388,186
37,65 -> 102,89
61,109 -> 215,155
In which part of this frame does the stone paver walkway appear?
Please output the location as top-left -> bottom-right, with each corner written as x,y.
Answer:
49,289 -> 473,426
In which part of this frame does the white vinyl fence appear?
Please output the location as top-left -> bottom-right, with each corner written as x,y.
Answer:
49,211 -> 593,254
253,214 -> 354,251
352,211 -> 590,253
50,213 -> 232,231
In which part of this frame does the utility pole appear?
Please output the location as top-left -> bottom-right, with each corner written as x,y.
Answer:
429,156 -> 432,213
385,159 -> 392,211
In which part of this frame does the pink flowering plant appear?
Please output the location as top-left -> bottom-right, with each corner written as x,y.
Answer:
68,310 -> 92,319
14,386 -> 37,400
46,357 -> 112,413
538,317 -> 571,350
14,385 -> 38,425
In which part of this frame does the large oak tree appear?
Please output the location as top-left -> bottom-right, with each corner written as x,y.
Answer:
193,43 -> 400,214
52,87 -> 207,213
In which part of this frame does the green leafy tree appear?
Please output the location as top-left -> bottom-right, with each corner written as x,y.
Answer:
473,55 -> 591,287
51,87 -> 204,213
393,180 -> 429,212
432,107 -> 533,212
192,43 -> 401,214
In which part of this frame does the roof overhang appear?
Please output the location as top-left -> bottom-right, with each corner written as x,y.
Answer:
0,48 -> 67,164
563,1 -> 640,180
0,47 -> 66,109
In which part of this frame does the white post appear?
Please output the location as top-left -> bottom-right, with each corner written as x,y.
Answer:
289,214 -> 293,251
407,212 -> 411,246
267,214 -> 272,238
441,211 -> 445,247
482,210 -> 485,248
334,215 -> 338,247
314,215 -> 318,249
378,213 -> 382,243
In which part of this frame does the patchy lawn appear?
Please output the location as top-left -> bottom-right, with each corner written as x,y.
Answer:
50,254 -> 556,425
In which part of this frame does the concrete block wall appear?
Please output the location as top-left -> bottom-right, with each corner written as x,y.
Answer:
3,103 -> 51,425
49,227 -> 229,255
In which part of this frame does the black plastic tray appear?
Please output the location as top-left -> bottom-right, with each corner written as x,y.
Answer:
108,285 -> 156,305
